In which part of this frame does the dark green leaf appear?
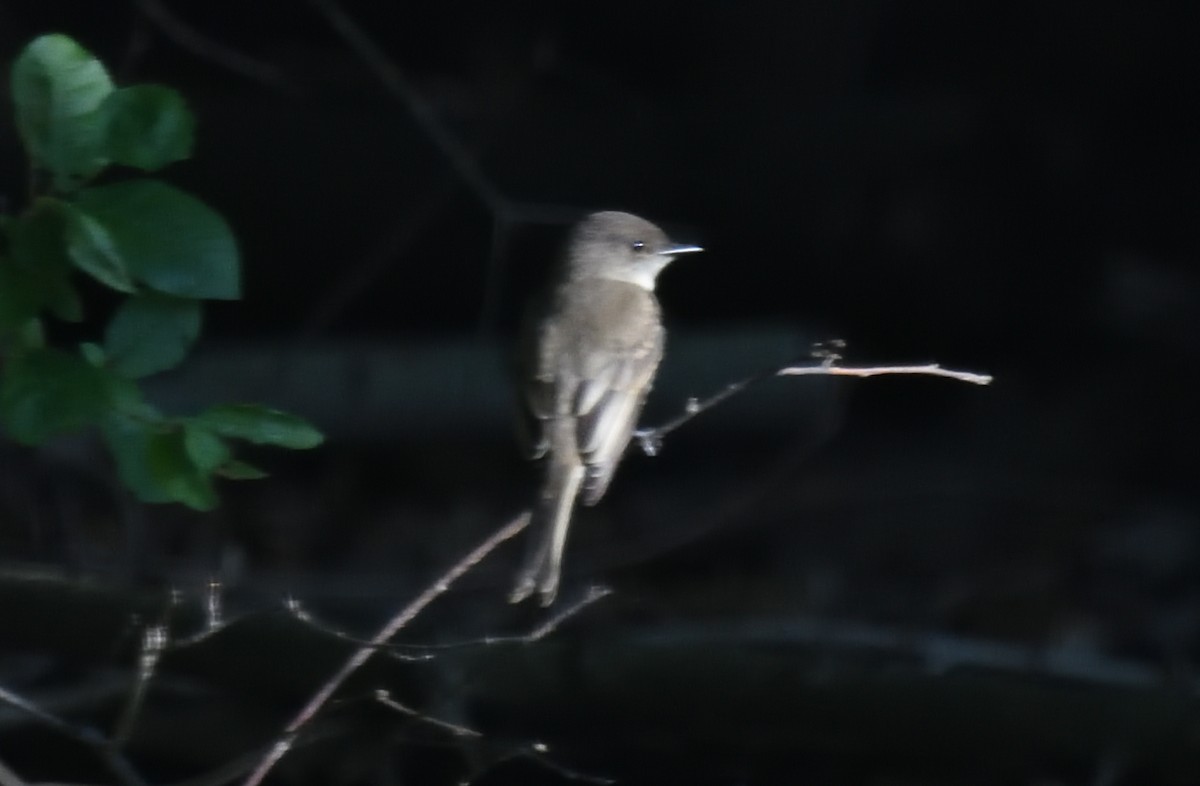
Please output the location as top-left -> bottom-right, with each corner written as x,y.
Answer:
216,459 -> 269,480
0,258 -> 43,333
79,341 -> 106,366
63,203 -> 136,293
102,416 -> 217,510
101,85 -> 194,171
195,404 -> 323,449
1,199 -> 82,328
104,292 -> 201,378
182,421 -> 230,473
0,347 -> 114,443
47,282 -> 84,321
101,415 -> 173,503
73,180 -> 239,299
10,34 -> 114,191
151,429 -> 218,511
15,318 -> 46,349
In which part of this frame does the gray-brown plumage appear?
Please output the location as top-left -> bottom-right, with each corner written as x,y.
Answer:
510,211 -> 701,605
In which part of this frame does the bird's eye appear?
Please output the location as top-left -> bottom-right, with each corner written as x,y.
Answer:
630,241 -> 646,252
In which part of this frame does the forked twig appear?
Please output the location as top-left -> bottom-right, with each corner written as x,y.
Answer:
241,512 -> 529,786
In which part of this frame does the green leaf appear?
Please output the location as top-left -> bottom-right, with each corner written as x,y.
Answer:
101,415 -> 172,503
104,292 -> 201,378
0,347 -> 115,443
1,199 -> 82,329
101,85 -> 194,171
101,416 -> 217,510
10,34 -> 114,191
80,341 -> 106,366
150,430 -> 218,511
195,404 -> 324,449
182,421 -> 230,473
15,318 -> 46,349
0,258 -> 43,333
63,203 -> 137,293
216,459 -> 269,480
73,180 -> 240,299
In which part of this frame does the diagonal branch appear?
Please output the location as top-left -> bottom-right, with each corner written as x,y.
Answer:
305,0 -> 504,211
240,512 -> 530,786
134,0 -> 292,91
0,683 -> 148,786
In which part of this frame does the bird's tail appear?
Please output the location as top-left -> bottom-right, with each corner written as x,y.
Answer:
509,459 -> 585,605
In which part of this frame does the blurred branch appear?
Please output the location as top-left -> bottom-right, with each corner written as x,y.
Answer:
134,0 -> 293,91
373,687 -> 614,786
305,0 -> 503,211
284,584 -> 611,658
241,511 -> 530,786
0,683 -> 147,786
304,0 -> 583,227
299,174 -> 460,339
112,623 -> 167,744
302,0 -> 584,335
638,342 -> 992,452
398,584 -> 613,653
372,689 -> 483,738
635,617 -> 1197,695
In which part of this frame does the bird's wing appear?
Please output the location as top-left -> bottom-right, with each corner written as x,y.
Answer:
517,316 -> 559,460
573,322 -> 663,505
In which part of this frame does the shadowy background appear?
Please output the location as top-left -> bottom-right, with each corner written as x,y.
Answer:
1,2 -> 1198,784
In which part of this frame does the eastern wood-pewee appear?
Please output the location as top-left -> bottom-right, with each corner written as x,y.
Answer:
510,211 -> 702,605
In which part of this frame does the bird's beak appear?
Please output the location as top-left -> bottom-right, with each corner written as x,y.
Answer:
660,243 -> 703,256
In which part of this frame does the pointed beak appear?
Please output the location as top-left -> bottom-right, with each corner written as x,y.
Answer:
659,243 -> 703,256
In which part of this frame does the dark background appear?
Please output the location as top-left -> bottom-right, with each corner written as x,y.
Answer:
1,2 -> 1198,784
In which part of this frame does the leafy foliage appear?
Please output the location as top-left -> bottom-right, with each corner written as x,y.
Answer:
0,33 -> 322,510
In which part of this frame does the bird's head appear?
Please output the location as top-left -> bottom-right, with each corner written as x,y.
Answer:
564,211 -> 702,290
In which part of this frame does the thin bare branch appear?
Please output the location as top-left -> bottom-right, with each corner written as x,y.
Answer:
394,585 -> 613,653
134,0 -> 292,91
478,744 -> 616,786
281,599 -> 434,661
0,684 -> 147,786
779,362 -> 993,385
299,174 -> 461,338
637,344 -> 992,453
240,512 -> 529,786
305,0 -> 503,211
112,624 -> 167,744
373,689 -> 483,738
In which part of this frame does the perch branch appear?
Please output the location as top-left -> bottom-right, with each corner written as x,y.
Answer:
637,343 -> 992,452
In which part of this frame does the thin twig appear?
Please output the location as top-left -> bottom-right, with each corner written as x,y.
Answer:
637,346 -> 992,453
281,585 -> 609,661
394,585 -> 613,653
300,0 -> 591,338
112,623 -> 167,744
281,599 -> 434,662
162,726 -> 344,786
373,689 -> 483,738
240,512 -> 529,786
299,173 -> 462,338
479,745 -> 616,786
0,684 -> 148,786
305,0 -> 503,211
779,362 -> 993,385
134,0 -> 292,91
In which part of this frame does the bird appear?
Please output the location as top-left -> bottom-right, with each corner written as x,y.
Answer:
510,211 -> 702,605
